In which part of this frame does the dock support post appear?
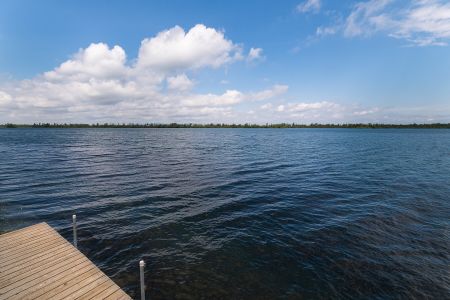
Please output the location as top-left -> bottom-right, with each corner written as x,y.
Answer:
140,260 -> 146,300
72,214 -> 77,248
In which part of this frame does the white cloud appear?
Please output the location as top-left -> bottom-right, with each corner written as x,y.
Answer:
248,85 -> 288,101
0,91 -> 14,113
45,43 -> 128,81
283,101 -> 339,112
137,24 -> 242,71
0,91 -> 12,104
266,101 -> 345,120
297,0 -> 321,13
254,100 -> 450,124
258,100 -> 388,122
247,47 -> 265,62
180,84 -> 288,107
344,0 -> 393,37
166,74 -> 194,91
316,26 -> 338,37
181,90 -> 244,107
334,0 -> 450,46
3,22 -> 446,124
390,0 -> 450,46
353,107 -> 380,116
0,24 -> 290,123
260,103 -> 273,110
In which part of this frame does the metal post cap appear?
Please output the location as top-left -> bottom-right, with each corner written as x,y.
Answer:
139,260 -> 145,267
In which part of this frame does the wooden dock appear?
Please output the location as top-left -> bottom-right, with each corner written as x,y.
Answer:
0,223 -> 131,300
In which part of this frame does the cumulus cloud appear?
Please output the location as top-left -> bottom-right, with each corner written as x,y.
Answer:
137,24 -> 243,71
44,43 -> 128,81
181,90 -> 244,107
180,85 -> 288,107
297,0 -> 321,13
0,91 -> 13,112
0,24 -> 282,123
166,74 -> 194,91
318,0 -> 450,46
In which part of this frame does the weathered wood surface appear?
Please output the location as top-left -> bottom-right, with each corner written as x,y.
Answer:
0,223 -> 131,300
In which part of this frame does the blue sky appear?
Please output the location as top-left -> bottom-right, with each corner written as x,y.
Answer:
1,0 -> 450,123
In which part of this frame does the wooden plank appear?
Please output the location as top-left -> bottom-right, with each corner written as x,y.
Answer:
0,247 -> 79,287
0,225 -> 50,250
104,288 -> 132,300
0,233 -> 66,262
0,236 -> 68,267
0,223 -> 130,300
0,230 -> 69,260
2,260 -> 93,300
0,244 -> 75,279
0,243 -> 71,276
0,227 -> 65,256
20,264 -> 95,300
0,253 -> 86,296
84,284 -> 119,300
0,223 -> 47,240
0,223 -> 60,247
0,226 -> 53,251
49,274 -> 109,300
29,266 -> 97,300
76,280 -> 117,300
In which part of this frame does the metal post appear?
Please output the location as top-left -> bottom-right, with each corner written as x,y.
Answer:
72,214 -> 77,248
140,260 -> 145,300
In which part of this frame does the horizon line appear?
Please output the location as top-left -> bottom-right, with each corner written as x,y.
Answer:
2,122 -> 450,129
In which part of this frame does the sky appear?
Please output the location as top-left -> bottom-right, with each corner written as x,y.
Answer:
1,0 -> 450,124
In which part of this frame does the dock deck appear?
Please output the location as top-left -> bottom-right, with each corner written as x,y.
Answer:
0,223 -> 131,300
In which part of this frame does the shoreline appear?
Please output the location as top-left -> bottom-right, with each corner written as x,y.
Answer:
2,123 -> 450,129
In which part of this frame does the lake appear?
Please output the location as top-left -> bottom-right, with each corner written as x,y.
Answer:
0,128 -> 449,299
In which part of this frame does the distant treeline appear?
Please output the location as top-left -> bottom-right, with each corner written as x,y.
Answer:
1,122 -> 450,129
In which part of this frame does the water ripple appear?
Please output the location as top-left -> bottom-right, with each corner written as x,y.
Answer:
0,128 -> 449,299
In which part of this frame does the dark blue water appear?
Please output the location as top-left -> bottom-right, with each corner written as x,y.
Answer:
0,128 -> 449,299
